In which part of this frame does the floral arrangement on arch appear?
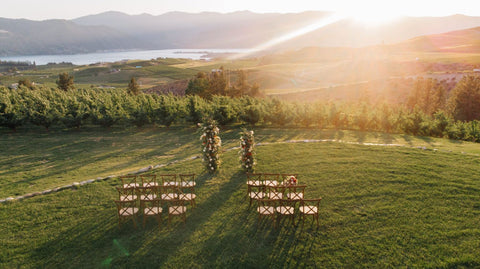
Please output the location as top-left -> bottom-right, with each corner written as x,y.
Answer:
199,119 -> 222,173
239,129 -> 256,172
283,175 -> 297,186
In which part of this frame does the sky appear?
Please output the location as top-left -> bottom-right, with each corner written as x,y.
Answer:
1,0 -> 479,21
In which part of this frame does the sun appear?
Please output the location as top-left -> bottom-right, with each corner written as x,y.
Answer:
347,10 -> 402,26
231,3 -> 405,58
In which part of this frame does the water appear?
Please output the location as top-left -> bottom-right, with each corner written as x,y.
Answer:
0,48 -> 252,65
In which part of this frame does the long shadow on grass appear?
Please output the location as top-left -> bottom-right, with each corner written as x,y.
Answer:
402,134 -> 414,146
29,170 -> 248,268
125,171 -> 249,267
28,171 -> 210,267
143,170 -> 324,267
0,129 -> 200,196
189,209 -> 323,268
29,196 -> 129,267
27,167 -> 323,267
330,130 -> 345,141
378,132 -> 395,144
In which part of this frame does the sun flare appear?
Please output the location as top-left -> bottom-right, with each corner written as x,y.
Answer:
231,7 -> 401,59
333,1 -> 404,26
346,10 -> 402,26
230,13 -> 347,59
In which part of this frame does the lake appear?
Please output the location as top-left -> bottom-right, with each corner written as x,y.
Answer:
0,49 -> 253,65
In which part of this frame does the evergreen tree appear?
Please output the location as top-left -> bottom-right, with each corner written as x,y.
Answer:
127,77 -> 140,96
233,70 -> 249,97
295,103 -> 315,127
186,95 -> 209,124
431,84 -> 447,113
355,104 -> 369,131
242,104 -> 262,126
56,73 -> 75,91
379,103 -> 394,133
249,82 -> 262,97
185,72 -> 210,98
448,75 -> 480,121
264,98 -> 292,126
419,78 -> 435,115
209,67 -> 227,96
406,77 -> 447,116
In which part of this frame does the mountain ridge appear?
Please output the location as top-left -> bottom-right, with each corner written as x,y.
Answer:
1,11 -> 480,56
0,17 -> 145,56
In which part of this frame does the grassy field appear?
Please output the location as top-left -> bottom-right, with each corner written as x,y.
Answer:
2,126 -> 480,198
0,58 -> 260,90
2,51 -> 479,103
1,126 -> 480,267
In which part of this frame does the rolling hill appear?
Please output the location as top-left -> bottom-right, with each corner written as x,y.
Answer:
275,14 -> 480,49
74,11 -> 480,51
247,26 -> 480,103
0,18 -> 144,56
2,11 -> 480,56
73,10 -> 334,50
392,26 -> 480,53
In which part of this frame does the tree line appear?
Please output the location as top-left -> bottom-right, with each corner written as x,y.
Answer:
185,68 -> 262,98
2,75 -> 480,142
0,60 -> 36,73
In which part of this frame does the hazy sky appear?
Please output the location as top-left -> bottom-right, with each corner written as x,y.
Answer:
1,0 -> 479,20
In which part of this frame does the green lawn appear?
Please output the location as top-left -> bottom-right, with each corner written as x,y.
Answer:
0,126 -> 199,198
1,127 -> 480,267
2,126 -> 479,199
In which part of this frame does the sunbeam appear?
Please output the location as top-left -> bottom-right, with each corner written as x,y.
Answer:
230,13 -> 348,59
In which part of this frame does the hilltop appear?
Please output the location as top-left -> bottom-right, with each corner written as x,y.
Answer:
392,26 -> 480,53
0,18 -> 142,56
2,11 -> 480,56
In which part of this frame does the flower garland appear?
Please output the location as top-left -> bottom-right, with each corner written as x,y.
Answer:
239,129 -> 256,172
199,120 -> 222,173
282,175 -> 297,186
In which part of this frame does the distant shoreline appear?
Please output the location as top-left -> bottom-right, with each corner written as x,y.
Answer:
0,48 -> 252,65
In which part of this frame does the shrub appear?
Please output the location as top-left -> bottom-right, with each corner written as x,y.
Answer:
0,88 -> 26,131
59,91 -> 90,128
466,121 -> 480,142
155,95 -> 182,128
403,108 -> 424,136
430,111 -> 451,137
23,88 -> 62,131
90,91 -> 126,128
186,96 -> 209,125
295,103 -> 316,127
264,98 -> 292,126
128,94 -> 154,127
210,96 -> 239,126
